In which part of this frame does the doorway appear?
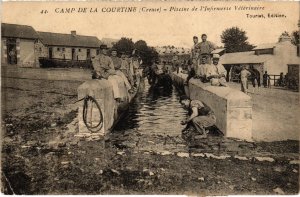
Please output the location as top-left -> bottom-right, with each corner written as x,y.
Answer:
87,49 -> 91,59
72,48 -> 76,60
6,38 -> 17,65
49,47 -> 53,59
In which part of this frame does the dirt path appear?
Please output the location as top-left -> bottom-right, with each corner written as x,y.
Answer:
227,82 -> 299,141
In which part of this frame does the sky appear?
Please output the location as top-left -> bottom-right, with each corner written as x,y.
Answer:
2,1 -> 299,48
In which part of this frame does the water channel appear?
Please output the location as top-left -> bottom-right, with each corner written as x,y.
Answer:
111,78 -> 190,153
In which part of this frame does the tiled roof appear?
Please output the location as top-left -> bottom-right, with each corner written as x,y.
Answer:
38,31 -> 101,48
1,23 -> 39,39
220,51 -> 272,64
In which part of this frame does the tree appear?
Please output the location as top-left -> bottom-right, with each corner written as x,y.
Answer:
134,40 -> 158,65
221,27 -> 254,53
291,30 -> 299,46
112,37 -> 134,55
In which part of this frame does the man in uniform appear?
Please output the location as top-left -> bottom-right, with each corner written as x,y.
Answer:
172,53 -> 180,73
199,34 -> 216,64
91,44 -> 122,101
195,55 -> 210,82
110,48 -> 134,93
180,95 -> 216,139
191,36 -> 200,69
206,54 -> 227,86
240,65 -> 251,94
149,59 -> 159,85
120,52 -> 135,88
130,54 -> 141,86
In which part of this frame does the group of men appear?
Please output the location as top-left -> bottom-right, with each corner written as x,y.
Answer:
186,34 -> 227,87
91,44 -> 141,102
179,34 -> 226,139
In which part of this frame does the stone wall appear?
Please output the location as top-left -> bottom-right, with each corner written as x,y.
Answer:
77,77 -> 138,136
171,72 -> 253,141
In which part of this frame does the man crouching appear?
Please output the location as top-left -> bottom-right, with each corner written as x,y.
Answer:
180,95 -> 216,139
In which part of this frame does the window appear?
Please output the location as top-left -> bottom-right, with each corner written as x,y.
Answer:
96,49 -> 100,55
57,48 -> 60,51
78,49 -> 81,52
62,48 -> 65,52
255,48 -> 274,55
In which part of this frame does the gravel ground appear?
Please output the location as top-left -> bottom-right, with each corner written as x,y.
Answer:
227,82 -> 299,141
1,77 -> 299,195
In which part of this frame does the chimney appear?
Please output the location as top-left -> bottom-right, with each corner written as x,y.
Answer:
278,31 -> 292,43
71,31 -> 76,37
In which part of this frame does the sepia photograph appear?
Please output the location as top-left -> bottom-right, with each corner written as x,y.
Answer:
1,0 -> 299,195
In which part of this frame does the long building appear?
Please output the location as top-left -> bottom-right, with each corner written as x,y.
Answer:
37,31 -> 101,61
1,23 -> 103,68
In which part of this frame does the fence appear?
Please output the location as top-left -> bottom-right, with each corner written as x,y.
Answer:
39,57 -> 93,69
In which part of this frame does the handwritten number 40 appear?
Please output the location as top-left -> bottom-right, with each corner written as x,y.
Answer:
40,10 -> 48,14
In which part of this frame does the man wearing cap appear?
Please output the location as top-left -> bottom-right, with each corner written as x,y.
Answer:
91,44 -> 122,101
191,36 -> 200,68
199,34 -> 216,64
110,48 -> 134,93
180,95 -> 216,139
206,54 -> 227,86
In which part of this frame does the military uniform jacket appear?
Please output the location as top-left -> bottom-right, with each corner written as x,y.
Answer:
92,54 -> 115,79
111,56 -> 122,70
206,63 -> 227,78
191,43 -> 201,60
199,41 -> 216,55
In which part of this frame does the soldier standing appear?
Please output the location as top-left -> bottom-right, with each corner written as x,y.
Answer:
199,34 -> 216,64
121,52 -> 135,88
240,65 -> 251,94
191,36 -> 201,69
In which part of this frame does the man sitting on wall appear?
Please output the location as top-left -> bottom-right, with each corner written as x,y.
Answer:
180,95 -> 216,139
206,54 -> 227,87
110,48 -> 134,94
195,55 -> 210,82
91,44 -> 123,102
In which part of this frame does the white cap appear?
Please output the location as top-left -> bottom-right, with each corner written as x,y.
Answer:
212,54 -> 220,59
